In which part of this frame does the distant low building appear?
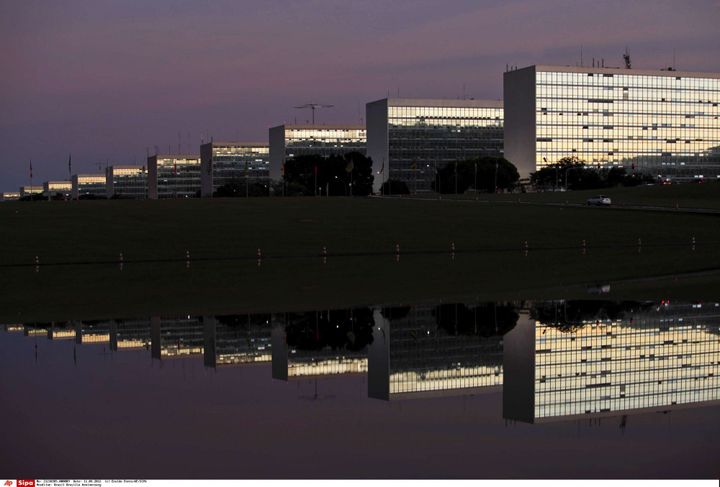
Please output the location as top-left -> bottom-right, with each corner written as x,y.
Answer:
43,180 -> 72,199
269,124 -> 366,181
1,192 -> 21,202
106,165 -> 147,199
72,174 -> 107,199
19,186 -> 43,197
200,142 -> 270,197
147,154 -> 201,199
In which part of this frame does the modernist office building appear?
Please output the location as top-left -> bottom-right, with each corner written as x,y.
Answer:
147,154 -> 201,199
19,186 -> 43,197
1,192 -> 21,201
504,65 -> 720,181
268,124 -> 367,180
106,165 -> 148,199
503,301 -> 720,423
72,174 -> 107,199
366,98 -> 504,192
200,141 -> 270,197
43,181 -> 72,199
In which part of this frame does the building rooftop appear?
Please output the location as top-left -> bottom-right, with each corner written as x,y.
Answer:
510,64 -> 720,80
151,154 -> 200,159
273,124 -> 366,131
375,97 -> 503,108
201,141 -> 268,148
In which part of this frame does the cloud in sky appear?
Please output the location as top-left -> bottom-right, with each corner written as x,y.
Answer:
1,0 -> 719,187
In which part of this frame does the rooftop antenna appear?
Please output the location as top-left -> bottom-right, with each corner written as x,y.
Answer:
623,47 -> 631,69
673,48 -> 676,70
294,103 -> 334,125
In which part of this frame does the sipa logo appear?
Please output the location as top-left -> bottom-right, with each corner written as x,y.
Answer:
17,481 -> 35,487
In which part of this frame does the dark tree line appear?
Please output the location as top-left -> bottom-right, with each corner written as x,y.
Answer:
283,152 -> 374,196
531,157 -> 655,190
432,157 -> 520,194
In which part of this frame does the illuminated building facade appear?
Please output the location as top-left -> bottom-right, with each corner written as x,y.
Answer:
43,181 -> 72,199
366,98 -> 504,192
2,192 -> 21,201
200,142 -> 270,197
47,322 -> 76,340
368,305 -> 506,400
147,154 -> 201,199
504,65 -> 720,182
20,186 -> 43,197
72,174 -> 106,199
269,124 -> 367,180
503,301 -> 720,423
106,165 -> 148,199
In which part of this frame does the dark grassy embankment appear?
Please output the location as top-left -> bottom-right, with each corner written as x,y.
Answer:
1,194 -> 719,321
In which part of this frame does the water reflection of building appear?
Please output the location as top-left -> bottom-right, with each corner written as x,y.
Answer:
24,324 -> 50,336
203,315 -> 272,368
369,304 -> 516,400
503,301 -> 720,423
3,324 -> 24,332
271,309 -> 372,380
47,322 -> 76,340
109,319 -> 152,351
150,316 -> 204,359
75,321 -> 111,344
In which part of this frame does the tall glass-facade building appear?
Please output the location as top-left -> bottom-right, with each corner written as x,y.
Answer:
503,301 -> 720,423
72,174 -> 106,199
106,165 -> 148,199
147,154 -> 201,199
200,142 -> 270,197
268,124 -> 367,181
366,98 -> 504,193
504,65 -> 720,182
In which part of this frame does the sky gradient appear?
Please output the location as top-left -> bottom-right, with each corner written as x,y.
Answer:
2,0 -> 720,189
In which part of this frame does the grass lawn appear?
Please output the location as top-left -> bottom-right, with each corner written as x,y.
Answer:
1,194 -> 719,321
422,179 -> 720,209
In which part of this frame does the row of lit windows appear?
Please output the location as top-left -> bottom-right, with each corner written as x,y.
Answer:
537,71 -> 720,90
389,106 -> 503,119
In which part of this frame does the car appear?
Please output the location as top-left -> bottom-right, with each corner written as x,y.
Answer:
587,195 -> 611,206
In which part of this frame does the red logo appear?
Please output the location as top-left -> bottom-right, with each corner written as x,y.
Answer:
17,481 -> 34,487
4,481 -> 14,487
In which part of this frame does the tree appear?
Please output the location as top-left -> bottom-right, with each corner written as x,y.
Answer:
213,181 -> 270,197
379,179 -> 410,195
283,152 -> 374,196
432,157 -> 519,194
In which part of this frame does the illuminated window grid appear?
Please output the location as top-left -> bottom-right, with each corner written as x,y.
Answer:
534,70 -> 720,179
156,156 -> 201,198
211,145 -> 270,191
533,318 -> 720,419
386,105 -> 504,192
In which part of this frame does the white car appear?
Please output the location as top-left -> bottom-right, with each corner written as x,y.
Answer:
587,195 -> 612,206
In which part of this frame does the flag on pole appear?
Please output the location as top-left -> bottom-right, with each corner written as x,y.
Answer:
174,161 -> 178,176
29,159 -> 33,178
379,162 -> 384,174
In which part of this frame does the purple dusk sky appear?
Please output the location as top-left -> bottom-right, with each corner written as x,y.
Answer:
1,0 -> 719,189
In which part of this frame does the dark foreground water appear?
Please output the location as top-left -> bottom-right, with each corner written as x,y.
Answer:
1,300 -> 718,478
